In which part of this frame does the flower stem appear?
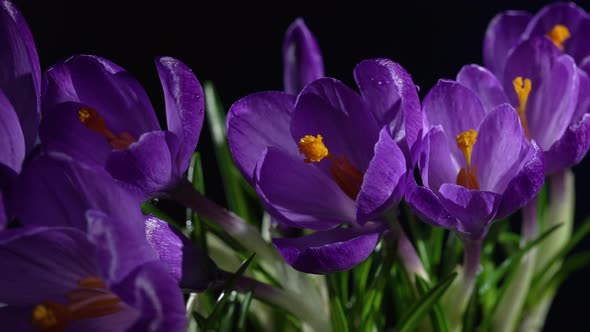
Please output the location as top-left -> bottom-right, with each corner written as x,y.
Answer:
232,275 -> 331,331
389,222 -> 429,281
520,169 -> 575,330
492,196 -> 539,332
443,238 -> 481,332
171,179 -> 280,266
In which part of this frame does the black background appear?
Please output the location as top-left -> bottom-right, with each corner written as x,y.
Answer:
14,0 -> 589,329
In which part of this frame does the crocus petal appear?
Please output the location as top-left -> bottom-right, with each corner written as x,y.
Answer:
438,184 -> 502,240
573,67 -> 590,122
227,92 -> 297,183
544,114 -> 590,174
483,10 -> 532,80
283,18 -> 324,94
86,210 -> 158,284
105,130 -> 181,199
39,101 -> 112,166
42,54 -> 160,138
68,307 -> 139,332
0,0 -> 40,154
496,140 -> 545,218
356,127 -> 407,224
0,89 -> 24,172
114,261 -> 187,332
419,126 -> 460,192
503,37 -> 579,150
0,226 -> 97,305
12,151 -> 145,232
291,78 -> 379,172
472,104 -> 529,193
422,80 -> 486,163
255,147 -> 355,230
405,180 -> 458,230
456,64 -> 509,113
156,56 -> 204,173
522,2 -> 590,64
144,215 -> 220,291
272,225 -> 383,274
353,58 -> 422,160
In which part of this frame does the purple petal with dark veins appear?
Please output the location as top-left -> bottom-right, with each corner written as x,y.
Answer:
272,225 -> 383,274
144,215 -> 220,291
283,18 -> 324,94
227,92 -> 297,183
156,56 -> 204,173
254,147 -> 355,231
483,10 -> 532,80
356,127 -> 407,224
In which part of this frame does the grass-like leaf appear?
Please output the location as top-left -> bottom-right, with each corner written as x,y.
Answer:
395,272 -> 457,332
416,276 -> 451,332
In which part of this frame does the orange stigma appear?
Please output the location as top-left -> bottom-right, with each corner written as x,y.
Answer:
456,129 -> 480,190
546,24 -> 571,50
512,77 -> 532,139
298,134 -> 364,200
31,276 -> 123,332
78,107 -> 136,149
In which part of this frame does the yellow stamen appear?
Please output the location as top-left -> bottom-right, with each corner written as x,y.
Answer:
77,107 -> 136,149
32,302 -> 70,332
31,276 -> 123,332
546,24 -> 571,51
297,134 -> 364,200
456,129 -> 480,190
298,134 -> 329,163
512,77 -> 532,139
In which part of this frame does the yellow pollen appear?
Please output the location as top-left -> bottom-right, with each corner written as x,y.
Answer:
32,305 -> 57,327
546,24 -> 571,50
298,134 -> 329,163
456,129 -> 480,190
512,77 -> 532,139
77,107 -> 136,149
456,129 -> 478,167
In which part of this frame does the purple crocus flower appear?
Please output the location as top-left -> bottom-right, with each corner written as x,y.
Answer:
406,80 -> 544,242
460,36 -> 588,174
40,55 -> 204,200
0,223 -> 187,332
0,0 -> 41,226
484,2 -> 590,79
11,151 -> 219,291
227,58 -> 421,273
283,18 -> 324,94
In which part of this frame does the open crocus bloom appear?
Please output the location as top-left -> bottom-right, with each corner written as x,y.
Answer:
40,55 -> 204,200
484,2 -> 590,79
0,224 -> 187,332
459,35 -> 589,174
407,80 -> 544,240
227,58 -> 421,273
0,0 -> 41,227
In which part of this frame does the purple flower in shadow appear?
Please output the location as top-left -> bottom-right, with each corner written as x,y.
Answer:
40,55 -> 204,200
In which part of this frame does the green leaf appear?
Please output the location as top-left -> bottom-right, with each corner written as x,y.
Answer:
186,152 -> 208,250
330,297 -> 349,332
416,276 -> 451,332
204,81 -> 254,222
237,291 -> 253,332
531,217 -> 590,289
478,224 -> 561,331
395,272 -> 457,332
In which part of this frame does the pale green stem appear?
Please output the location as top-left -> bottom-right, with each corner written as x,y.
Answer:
233,275 -> 331,331
492,196 -> 539,332
443,238 -> 481,332
519,169 -> 574,331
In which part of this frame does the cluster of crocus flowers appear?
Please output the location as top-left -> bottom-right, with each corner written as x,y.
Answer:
1,0 -> 590,331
